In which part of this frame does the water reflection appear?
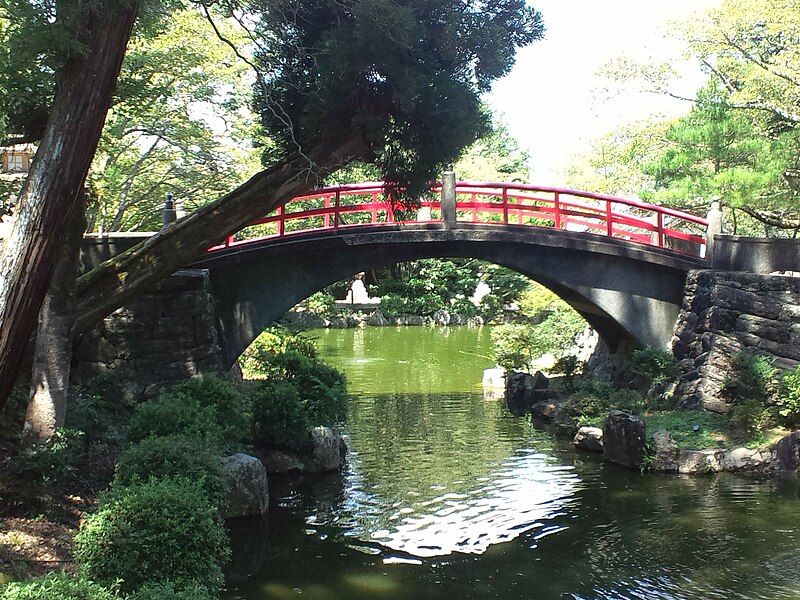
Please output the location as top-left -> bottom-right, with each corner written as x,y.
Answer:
226,327 -> 800,600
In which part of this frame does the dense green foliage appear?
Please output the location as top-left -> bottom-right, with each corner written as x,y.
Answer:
127,581 -> 215,600
490,284 -> 586,372
626,347 -> 681,389
722,350 -> 779,436
571,0 -> 800,235
128,376 -> 251,451
113,435 -> 228,507
777,366 -> 800,429
371,259 -> 528,319
248,380 -> 310,450
253,0 -> 543,200
0,574 -> 116,600
74,477 -> 230,593
491,323 -> 537,372
241,326 -> 348,449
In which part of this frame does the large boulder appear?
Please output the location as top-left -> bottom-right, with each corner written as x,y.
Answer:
677,449 -> 725,474
573,427 -> 603,452
505,371 -> 549,416
602,411 -> 646,469
432,309 -> 451,326
404,315 -> 426,326
291,311 -> 329,330
220,453 -> 269,518
366,310 -> 390,326
305,426 -> 348,472
650,429 -> 679,472
256,448 -> 306,474
257,427 -> 348,474
467,316 -> 484,327
482,367 -> 505,401
722,447 -> 772,475
772,431 -> 800,477
328,317 -> 349,329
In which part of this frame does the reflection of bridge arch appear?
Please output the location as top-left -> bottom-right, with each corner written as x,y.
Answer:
194,221 -> 705,367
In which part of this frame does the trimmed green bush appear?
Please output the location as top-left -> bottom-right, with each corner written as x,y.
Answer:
128,395 -> 221,446
0,574 -> 115,599
113,435 -> 228,507
74,477 -> 230,592
128,376 -> 251,450
250,380 -> 309,450
127,581 -> 215,600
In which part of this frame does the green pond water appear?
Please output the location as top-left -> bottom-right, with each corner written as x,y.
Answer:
226,326 -> 800,600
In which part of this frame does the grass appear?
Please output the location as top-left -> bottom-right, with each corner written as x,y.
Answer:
574,408 -> 786,451
642,410 -> 731,450
642,410 -> 788,451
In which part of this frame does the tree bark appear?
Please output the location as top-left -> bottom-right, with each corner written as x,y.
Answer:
0,1 -> 140,406
74,138 -> 367,332
23,198 -> 86,443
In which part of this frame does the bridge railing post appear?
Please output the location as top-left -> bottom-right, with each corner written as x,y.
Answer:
162,192 -> 176,229
705,197 -> 723,260
554,192 -> 561,228
441,166 -> 456,226
334,191 -> 340,228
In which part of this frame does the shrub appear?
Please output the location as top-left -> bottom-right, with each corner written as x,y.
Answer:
0,574 -> 115,600
305,291 -> 336,316
74,478 -> 230,592
250,380 -> 310,450
728,399 -> 773,438
552,354 -> 581,386
777,366 -> 800,429
240,326 -> 317,378
128,581 -> 215,600
607,389 -> 644,415
128,376 -> 251,450
722,350 -> 778,405
113,435 -> 228,507
250,349 -> 347,424
566,380 -> 614,418
627,347 -> 681,387
491,323 -> 534,372
128,395 -> 221,447
8,429 -> 84,489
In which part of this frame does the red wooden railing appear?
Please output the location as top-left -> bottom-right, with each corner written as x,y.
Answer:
208,181 -> 709,257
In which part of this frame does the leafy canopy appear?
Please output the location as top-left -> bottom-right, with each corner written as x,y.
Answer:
251,0 -> 543,199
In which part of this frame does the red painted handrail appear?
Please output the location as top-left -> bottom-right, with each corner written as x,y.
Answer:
210,181 -> 709,257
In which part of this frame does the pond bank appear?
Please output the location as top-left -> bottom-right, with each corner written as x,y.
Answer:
500,369 -> 797,479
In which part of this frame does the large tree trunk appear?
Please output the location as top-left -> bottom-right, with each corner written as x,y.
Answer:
0,1 -> 139,406
74,138 -> 366,332
23,198 -> 86,443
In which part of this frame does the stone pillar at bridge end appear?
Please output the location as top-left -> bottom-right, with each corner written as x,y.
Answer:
441,166 -> 456,226
705,198 -> 723,260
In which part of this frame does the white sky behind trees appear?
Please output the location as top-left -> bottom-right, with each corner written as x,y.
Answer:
486,0 -> 721,184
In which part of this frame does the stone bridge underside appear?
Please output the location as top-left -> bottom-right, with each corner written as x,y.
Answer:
192,224 -> 703,367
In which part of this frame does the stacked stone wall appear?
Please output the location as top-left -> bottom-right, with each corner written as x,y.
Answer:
73,269 -> 227,400
672,270 -> 800,412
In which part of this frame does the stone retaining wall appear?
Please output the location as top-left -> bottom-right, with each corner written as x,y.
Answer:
672,270 -> 800,412
73,269 -> 227,400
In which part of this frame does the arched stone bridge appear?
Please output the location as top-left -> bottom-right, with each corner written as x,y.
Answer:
188,181 -> 710,366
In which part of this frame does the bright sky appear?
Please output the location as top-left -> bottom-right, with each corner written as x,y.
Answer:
487,0 -> 721,184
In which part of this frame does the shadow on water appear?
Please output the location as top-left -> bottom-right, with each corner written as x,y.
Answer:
225,327 -> 800,600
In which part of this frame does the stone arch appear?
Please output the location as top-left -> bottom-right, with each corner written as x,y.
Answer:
192,224 -> 700,367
